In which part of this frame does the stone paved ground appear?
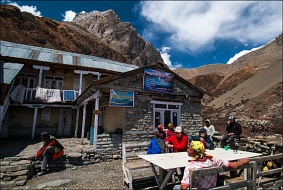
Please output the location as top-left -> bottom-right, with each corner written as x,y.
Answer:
0,137 -> 162,190
0,137 -> 95,159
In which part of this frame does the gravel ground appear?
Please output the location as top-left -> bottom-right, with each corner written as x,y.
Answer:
24,160 -> 163,190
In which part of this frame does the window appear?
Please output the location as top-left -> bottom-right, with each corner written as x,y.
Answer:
151,100 -> 182,130
44,76 -> 64,90
18,73 -> 36,88
18,73 -> 36,100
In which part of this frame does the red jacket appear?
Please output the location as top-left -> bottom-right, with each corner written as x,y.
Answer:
36,136 -> 64,160
165,134 -> 188,152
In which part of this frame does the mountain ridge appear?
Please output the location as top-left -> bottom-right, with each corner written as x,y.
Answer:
1,4 -> 282,135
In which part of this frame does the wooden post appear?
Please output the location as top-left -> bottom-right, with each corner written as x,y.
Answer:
81,104 -> 86,144
74,107 -> 80,138
31,107 -> 38,140
31,65 -> 49,140
93,93 -> 100,151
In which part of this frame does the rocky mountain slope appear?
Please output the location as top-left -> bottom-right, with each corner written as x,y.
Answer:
176,34 -> 282,135
0,5 -> 164,67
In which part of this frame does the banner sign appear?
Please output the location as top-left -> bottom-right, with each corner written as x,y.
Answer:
109,89 -> 134,107
35,87 -> 61,103
143,68 -> 174,93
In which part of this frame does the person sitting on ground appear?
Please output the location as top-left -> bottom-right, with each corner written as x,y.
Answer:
165,126 -> 188,152
204,119 -> 215,141
165,123 -> 175,139
173,141 -> 249,190
147,124 -> 166,154
29,132 -> 64,176
221,115 -> 242,150
189,128 -> 214,150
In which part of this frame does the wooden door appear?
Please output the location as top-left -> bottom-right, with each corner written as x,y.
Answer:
58,109 -> 72,136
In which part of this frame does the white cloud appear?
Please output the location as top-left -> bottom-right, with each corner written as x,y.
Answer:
62,10 -> 76,21
227,45 -> 263,64
160,46 -> 182,69
139,1 -> 282,54
160,46 -> 172,68
8,2 -> 42,17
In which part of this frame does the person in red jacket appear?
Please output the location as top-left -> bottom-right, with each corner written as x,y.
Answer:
165,126 -> 188,152
30,132 -> 64,176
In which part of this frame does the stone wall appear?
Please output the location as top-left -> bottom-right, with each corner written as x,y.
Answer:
237,119 -> 275,135
0,158 -> 30,188
120,73 -> 203,142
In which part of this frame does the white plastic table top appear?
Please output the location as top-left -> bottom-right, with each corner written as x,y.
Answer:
138,148 -> 262,170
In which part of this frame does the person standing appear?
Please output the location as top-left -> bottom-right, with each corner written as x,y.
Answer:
220,116 -> 242,150
30,132 -> 64,176
165,126 -> 188,152
173,141 -> 249,190
204,119 -> 215,141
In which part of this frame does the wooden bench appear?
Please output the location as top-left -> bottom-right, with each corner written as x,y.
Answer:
249,153 -> 283,189
189,161 -> 257,190
122,142 -> 154,189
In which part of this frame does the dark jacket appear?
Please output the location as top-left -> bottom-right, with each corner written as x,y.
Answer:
189,135 -> 214,150
226,121 -> 242,135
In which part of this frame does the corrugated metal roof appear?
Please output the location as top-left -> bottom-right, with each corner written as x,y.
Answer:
0,62 -> 24,84
0,40 -> 138,72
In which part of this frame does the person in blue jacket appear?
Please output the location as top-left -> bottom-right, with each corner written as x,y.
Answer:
147,124 -> 165,154
189,128 -> 214,150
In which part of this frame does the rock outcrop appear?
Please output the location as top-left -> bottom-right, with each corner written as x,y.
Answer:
72,9 -> 165,67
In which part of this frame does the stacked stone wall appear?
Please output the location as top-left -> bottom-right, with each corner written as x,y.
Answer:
0,158 -> 30,188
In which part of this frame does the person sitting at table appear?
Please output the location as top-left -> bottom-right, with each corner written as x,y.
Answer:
173,141 -> 249,190
147,124 -> 165,154
189,128 -> 214,150
165,123 -> 175,139
157,124 -> 165,140
165,126 -> 188,152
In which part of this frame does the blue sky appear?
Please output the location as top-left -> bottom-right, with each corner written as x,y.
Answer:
1,1 -> 282,69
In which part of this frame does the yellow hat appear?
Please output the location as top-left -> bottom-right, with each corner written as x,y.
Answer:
190,141 -> 204,154
168,123 -> 173,127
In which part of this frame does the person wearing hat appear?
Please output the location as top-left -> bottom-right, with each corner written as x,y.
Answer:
204,119 -> 215,141
173,141 -> 249,190
189,128 -> 214,150
221,115 -> 242,150
165,123 -> 175,139
156,124 -> 165,140
165,126 -> 188,152
29,132 -> 64,176
147,124 -> 165,154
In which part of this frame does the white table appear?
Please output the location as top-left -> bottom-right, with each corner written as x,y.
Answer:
139,148 -> 262,189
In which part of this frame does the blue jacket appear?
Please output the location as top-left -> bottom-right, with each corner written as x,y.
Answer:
147,138 -> 165,154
